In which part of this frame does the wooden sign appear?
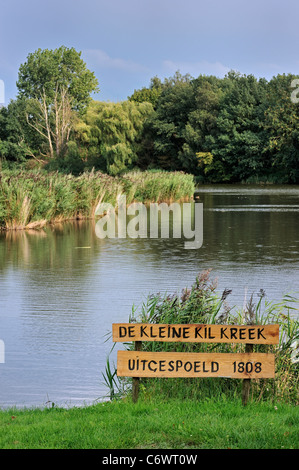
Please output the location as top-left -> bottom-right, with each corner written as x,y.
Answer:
112,322 -> 279,404
117,351 -> 275,379
113,323 -> 279,345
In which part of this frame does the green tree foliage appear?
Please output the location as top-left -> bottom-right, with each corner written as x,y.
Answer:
1,53 -> 299,183
74,100 -> 154,175
17,46 -> 99,113
180,75 -> 223,175
0,98 -> 45,162
262,74 -> 299,182
146,72 -> 196,171
0,101 -> 26,162
204,72 -> 269,182
129,76 -> 163,109
134,70 -> 299,183
15,46 -> 99,159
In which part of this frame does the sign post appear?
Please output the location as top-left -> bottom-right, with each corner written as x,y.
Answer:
132,340 -> 142,403
242,343 -> 254,406
112,323 -> 279,404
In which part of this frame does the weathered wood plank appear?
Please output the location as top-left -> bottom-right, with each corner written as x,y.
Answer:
117,351 -> 275,379
113,323 -> 279,344
242,343 -> 254,406
132,341 -> 142,403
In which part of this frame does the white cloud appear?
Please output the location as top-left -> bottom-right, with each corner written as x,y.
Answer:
83,49 -> 149,73
163,59 -> 231,78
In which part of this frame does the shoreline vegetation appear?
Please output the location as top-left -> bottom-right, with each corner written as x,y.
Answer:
0,168 -> 195,231
106,271 -> 299,406
1,46 -> 298,186
0,272 -> 298,449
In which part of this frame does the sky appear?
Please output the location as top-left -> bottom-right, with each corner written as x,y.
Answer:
0,0 -> 299,105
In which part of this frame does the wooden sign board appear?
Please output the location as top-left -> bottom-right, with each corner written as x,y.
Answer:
113,323 -> 279,345
117,351 -> 275,379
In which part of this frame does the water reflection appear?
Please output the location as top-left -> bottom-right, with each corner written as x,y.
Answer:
0,185 -> 298,407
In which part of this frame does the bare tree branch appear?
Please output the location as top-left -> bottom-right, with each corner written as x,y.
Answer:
25,86 -> 74,159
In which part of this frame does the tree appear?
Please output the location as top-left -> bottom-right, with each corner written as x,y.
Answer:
262,74 -> 299,182
205,72 -> 268,182
148,72 -> 196,170
16,46 -> 99,159
0,98 -> 43,162
129,76 -> 163,109
180,75 -> 223,175
74,100 -> 154,175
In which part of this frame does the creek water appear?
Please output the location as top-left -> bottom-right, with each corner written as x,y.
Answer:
0,184 -> 298,408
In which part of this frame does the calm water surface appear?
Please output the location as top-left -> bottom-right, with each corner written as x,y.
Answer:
0,185 -> 298,408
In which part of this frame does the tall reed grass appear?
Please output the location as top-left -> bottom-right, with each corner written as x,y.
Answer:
0,169 -> 195,230
122,170 -> 195,203
108,271 -> 299,404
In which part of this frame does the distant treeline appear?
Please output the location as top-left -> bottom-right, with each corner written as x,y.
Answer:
0,47 -> 298,183
128,71 -> 299,183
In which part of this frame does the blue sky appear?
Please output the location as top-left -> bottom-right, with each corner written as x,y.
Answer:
0,0 -> 299,105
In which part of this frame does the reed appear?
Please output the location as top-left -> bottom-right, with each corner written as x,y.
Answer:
0,168 -> 195,230
107,271 -> 298,404
123,170 -> 195,203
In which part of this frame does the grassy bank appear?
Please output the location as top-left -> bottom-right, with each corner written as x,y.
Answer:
0,273 -> 297,450
0,397 -> 298,449
0,169 -> 195,230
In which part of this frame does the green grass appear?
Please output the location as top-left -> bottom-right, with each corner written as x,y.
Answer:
0,397 -> 298,449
